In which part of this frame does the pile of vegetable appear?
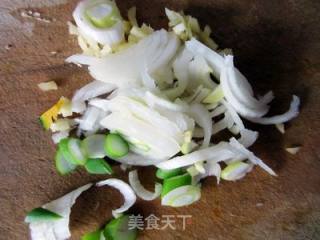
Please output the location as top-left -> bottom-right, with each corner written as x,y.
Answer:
27,0 -> 300,239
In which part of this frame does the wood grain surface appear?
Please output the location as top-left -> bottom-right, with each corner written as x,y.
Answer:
0,0 -> 320,239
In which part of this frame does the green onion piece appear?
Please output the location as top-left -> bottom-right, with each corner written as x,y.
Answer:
161,173 -> 192,197
202,85 -> 224,104
84,158 -> 113,175
156,168 -> 184,180
85,2 -> 120,28
58,138 -> 87,166
221,161 -> 253,181
161,185 -> 201,207
104,215 -> 138,240
55,149 -> 77,175
82,134 -> 107,159
82,229 -> 103,240
25,208 -> 62,223
104,133 -> 129,159
68,138 -> 87,165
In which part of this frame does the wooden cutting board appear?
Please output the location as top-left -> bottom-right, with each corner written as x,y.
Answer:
0,0 -> 319,239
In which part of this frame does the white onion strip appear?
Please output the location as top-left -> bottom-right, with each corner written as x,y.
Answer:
96,179 -> 136,218
229,138 -> 277,176
245,96 -> 300,125
156,142 -> 235,170
129,170 -> 162,201
189,104 -> 212,147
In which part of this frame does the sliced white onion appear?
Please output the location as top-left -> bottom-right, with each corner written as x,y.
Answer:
210,105 -> 226,118
96,179 -> 136,218
194,162 -> 221,184
68,30 -> 180,89
186,38 -> 223,80
285,147 -> 301,155
52,131 -> 70,144
238,129 -> 259,148
228,125 -> 240,135
28,184 -> 92,240
188,55 -> 216,91
117,153 -> 166,166
145,91 -> 188,112
156,108 -> 195,132
220,56 -> 269,118
164,47 -> 194,99
245,96 -> 300,125
50,119 -> 73,133
229,138 -> 277,176
275,123 -> 285,134
189,104 -> 212,148
100,112 -> 181,159
78,106 -> 106,132
73,0 -> 124,45
106,95 -> 184,144
128,170 -> 162,201
141,67 -> 157,90
71,81 -> 116,113
212,111 -> 234,135
221,99 -> 245,130
156,142 -> 235,170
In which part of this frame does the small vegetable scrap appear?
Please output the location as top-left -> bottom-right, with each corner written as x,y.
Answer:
38,81 -> 58,92
27,0 -> 301,239
285,146 -> 301,155
20,9 -> 55,23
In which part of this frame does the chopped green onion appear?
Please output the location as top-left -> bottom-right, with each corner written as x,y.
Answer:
104,133 -> 129,159
156,168 -> 184,180
104,215 -> 138,240
221,161 -> 253,181
82,229 -> 103,240
85,2 -> 120,29
161,173 -> 192,197
58,138 -> 87,165
161,185 -> 201,207
82,134 -> 107,158
55,149 -> 77,175
84,158 -> 113,175
25,208 -> 62,223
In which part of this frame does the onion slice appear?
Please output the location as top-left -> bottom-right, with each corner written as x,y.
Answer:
71,80 -> 116,113
73,0 -> 124,45
96,179 -> 136,218
285,147 -> 301,155
28,184 -> 92,240
245,96 -> 300,125
128,170 -> 162,201
229,138 -> 277,176
189,104 -> 212,148
157,142 -> 235,170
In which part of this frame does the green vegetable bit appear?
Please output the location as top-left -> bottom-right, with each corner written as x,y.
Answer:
85,3 -> 120,28
55,149 -> 77,175
25,207 -> 62,223
85,158 -> 113,175
58,138 -> 87,166
82,229 -> 103,240
156,168 -> 184,180
104,133 -> 129,159
104,215 -> 138,240
161,173 -> 192,197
